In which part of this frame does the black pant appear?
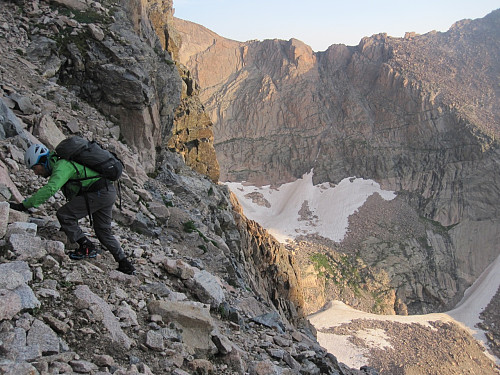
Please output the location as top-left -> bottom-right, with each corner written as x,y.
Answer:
56,184 -> 126,262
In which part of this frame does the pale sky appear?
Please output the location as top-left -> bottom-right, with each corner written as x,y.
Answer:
173,0 -> 499,51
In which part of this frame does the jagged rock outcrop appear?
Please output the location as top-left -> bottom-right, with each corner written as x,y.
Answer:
172,11 -> 500,314
228,192 -> 306,325
167,64 -> 220,182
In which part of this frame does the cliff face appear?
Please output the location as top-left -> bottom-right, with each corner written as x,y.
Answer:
172,11 -> 500,313
38,0 -> 220,181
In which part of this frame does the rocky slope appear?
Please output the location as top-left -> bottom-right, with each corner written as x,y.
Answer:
171,11 -> 500,318
0,0 -> 378,373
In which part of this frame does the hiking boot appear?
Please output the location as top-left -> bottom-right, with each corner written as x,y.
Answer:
69,240 -> 98,260
117,258 -> 135,275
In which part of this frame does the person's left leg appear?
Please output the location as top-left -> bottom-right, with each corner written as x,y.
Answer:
57,195 -> 98,259
56,195 -> 90,243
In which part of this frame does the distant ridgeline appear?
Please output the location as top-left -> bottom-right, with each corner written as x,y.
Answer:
172,10 -> 500,314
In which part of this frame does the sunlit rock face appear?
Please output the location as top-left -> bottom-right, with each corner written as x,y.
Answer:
173,11 -> 500,313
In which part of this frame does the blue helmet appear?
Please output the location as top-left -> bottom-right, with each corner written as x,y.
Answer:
25,144 -> 49,169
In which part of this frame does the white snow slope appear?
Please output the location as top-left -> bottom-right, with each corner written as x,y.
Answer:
226,170 -> 396,243
225,170 -> 500,368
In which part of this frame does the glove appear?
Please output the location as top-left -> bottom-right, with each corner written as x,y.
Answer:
9,202 -> 28,212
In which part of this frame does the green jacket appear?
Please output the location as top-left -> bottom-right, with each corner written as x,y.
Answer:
23,153 -> 101,208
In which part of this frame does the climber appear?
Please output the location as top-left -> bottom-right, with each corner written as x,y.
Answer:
9,143 -> 135,275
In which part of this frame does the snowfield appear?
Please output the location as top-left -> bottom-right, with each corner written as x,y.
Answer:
226,170 -> 396,243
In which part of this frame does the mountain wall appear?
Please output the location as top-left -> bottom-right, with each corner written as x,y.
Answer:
171,11 -> 500,314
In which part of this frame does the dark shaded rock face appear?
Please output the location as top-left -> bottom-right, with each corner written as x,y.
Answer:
173,11 -> 500,313
26,0 -> 219,181
52,6 -> 182,174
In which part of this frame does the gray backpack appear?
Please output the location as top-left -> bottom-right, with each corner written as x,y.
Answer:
55,136 -> 123,181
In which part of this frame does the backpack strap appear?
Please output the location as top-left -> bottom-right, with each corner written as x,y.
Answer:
64,160 -> 95,227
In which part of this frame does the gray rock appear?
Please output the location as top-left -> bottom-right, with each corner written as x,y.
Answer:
116,301 -> 138,327
267,348 -> 285,359
27,319 -> 60,355
65,118 -> 80,133
0,360 -> 40,375
46,362 -> 72,373
148,300 -> 217,356
36,288 -> 60,299
26,35 -> 57,61
29,351 -> 77,367
0,201 -> 8,238
69,359 -> 99,373
251,312 -> 286,334
44,240 -> 66,261
12,284 -> 40,311
0,268 -> 26,290
33,114 -> 66,149
283,351 -> 301,371
273,335 -> 292,347
93,354 -> 116,367
0,98 -> 27,139
159,326 -> 182,342
140,282 -> 172,297
88,23 -> 105,41
42,255 -> 60,270
41,54 -> 65,79
64,270 -> 83,284
0,184 -> 12,201
248,360 -> 280,375
0,261 -> 32,284
74,285 -> 132,350
211,331 -> 233,355
188,269 -> 225,308
8,233 -> 46,261
8,93 -> 38,115
148,201 -> 170,223
42,315 -> 70,334
299,359 -> 320,375
5,221 -> 37,239
145,330 -> 164,351
108,270 -> 141,286
163,258 -> 195,280
0,326 -> 42,361
0,289 -> 23,320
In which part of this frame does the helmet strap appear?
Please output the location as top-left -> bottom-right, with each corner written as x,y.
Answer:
39,155 -> 51,174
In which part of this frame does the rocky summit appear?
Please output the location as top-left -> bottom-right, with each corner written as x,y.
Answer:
173,9 -> 500,325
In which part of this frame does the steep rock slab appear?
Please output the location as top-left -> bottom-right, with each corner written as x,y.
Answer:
27,0 -> 182,175
74,285 -> 133,350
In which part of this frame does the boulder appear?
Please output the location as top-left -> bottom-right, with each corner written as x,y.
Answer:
148,300 -> 217,356
8,233 -> 46,261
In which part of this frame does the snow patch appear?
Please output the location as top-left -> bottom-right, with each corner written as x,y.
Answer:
225,170 -> 396,243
